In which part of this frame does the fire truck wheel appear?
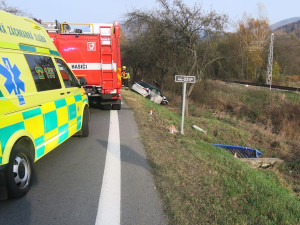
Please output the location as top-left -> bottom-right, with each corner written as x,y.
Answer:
6,142 -> 33,198
80,107 -> 90,137
112,104 -> 121,110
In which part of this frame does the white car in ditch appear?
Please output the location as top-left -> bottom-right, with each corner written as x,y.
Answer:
131,81 -> 168,105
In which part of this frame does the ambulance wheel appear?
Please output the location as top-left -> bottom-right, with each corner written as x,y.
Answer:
112,104 -> 121,110
80,107 -> 90,137
6,143 -> 33,198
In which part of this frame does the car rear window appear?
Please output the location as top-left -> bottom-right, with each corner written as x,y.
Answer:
137,81 -> 151,88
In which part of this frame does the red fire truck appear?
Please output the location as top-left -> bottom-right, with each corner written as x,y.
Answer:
42,21 -> 122,110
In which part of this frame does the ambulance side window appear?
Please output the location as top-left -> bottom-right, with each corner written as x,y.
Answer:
55,58 -> 79,88
25,54 -> 61,92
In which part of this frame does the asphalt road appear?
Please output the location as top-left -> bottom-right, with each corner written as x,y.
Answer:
0,101 -> 166,225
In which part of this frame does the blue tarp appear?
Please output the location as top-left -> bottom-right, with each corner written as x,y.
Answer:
213,144 -> 263,158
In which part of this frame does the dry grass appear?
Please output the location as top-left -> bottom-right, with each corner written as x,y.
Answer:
122,89 -> 300,225
165,80 -> 300,198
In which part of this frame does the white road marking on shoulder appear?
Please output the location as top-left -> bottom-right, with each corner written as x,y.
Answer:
95,110 -> 120,225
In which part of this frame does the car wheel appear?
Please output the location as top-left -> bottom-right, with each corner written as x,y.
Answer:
6,144 -> 33,198
112,104 -> 121,110
80,107 -> 90,137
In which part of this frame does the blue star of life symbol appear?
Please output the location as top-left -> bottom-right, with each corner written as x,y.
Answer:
0,57 -> 25,95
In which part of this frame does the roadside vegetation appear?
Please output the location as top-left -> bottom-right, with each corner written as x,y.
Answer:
121,0 -> 300,119
166,80 -> 300,200
122,86 -> 300,225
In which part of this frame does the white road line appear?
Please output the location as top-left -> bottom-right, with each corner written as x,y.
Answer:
95,110 -> 120,225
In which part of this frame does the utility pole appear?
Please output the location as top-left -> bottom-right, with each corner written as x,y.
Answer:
266,33 -> 274,90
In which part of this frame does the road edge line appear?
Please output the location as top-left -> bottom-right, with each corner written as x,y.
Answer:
95,110 -> 120,225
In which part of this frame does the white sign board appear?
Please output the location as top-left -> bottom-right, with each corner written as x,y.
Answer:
175,75 -> 196,83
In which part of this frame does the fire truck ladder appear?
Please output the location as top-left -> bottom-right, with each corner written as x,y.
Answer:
99,26 -> 116,90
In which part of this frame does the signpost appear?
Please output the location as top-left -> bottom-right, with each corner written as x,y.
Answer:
175,75 -> 196,134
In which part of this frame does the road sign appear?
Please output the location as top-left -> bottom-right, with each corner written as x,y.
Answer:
175,75 -> 196,83
174,75 -> 197,134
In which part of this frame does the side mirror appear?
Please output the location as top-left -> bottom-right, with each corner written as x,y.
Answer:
78,77 -> 87,86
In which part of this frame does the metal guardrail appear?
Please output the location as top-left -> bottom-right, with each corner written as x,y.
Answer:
213,144 -> 263,158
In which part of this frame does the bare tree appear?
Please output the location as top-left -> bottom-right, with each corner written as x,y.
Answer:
0,0 -> 31,17
237,14 -> 271,81
123,0 -> 228,115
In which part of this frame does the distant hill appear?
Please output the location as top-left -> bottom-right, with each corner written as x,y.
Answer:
274,20 -> 300,35
270,17 -> 300,30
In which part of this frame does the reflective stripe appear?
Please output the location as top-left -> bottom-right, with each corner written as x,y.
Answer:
22,108 -> 42,120
58,129 -> 69,144
0,94 -> 88,164
0,41 -> 19,50
76,120 -> 82,131
0,41 -> 59,56
36,47 -> 50,54
49,50 -> 61,56
58,123 -> 69,133
36,146 -> 45,159
19,44 -> 37,52
0,122 -> 25,154
43,111 -> 58,133
68,63 -> 117,71
68,63 -> 101,70
102,63 -> 116,71
55,99 -> 67,109
35,135 -> 45,146
68,104 -> 77,121
74,94 -> 82,102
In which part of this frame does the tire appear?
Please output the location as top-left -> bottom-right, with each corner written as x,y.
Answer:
80,107 -> 90,137
112,104 -> 121,110
5,144 -> 33,198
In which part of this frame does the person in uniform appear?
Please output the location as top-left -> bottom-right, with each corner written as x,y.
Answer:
121,66 -> 130,89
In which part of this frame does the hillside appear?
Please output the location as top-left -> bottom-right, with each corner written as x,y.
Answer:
275,20 -> 300,35
271,17 -> 300,30
122,83 -> 300,224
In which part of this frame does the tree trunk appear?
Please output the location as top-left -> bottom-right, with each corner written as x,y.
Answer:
185,96 -> 189,118
184,48 -> 198,117
185,82 -> 196,117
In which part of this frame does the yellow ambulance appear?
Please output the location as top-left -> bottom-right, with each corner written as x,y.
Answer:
0,10 -> 89,198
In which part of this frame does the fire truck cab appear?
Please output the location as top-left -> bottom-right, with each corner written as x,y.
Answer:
42,21 -> 122,110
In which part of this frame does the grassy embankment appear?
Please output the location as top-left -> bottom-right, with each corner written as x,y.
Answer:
122,85 -> 300,225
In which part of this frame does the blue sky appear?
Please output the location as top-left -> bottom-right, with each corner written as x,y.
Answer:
8,0 -> 300,30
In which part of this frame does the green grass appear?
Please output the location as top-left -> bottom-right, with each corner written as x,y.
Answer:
122,89 -> 300,225
285,91 -> 300,102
